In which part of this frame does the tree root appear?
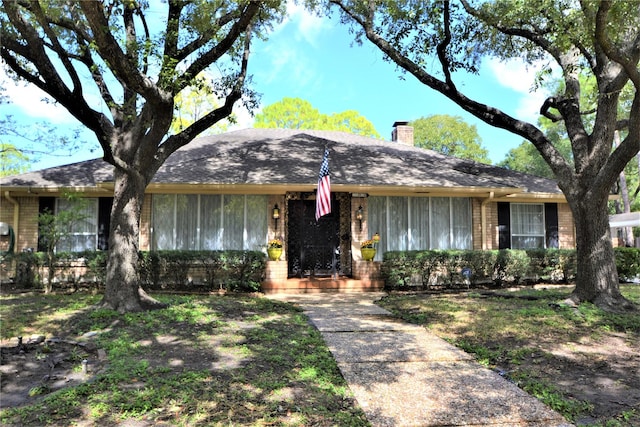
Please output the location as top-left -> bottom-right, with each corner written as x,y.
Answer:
95,286 -> 168,313
566,292 -> 639,313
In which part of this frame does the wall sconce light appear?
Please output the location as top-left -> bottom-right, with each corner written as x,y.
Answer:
272,204 -> 280,230
355,205 -> 363,231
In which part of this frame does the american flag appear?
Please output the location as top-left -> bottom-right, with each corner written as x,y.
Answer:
315,147 -> 331,221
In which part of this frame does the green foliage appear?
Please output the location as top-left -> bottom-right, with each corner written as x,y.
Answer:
254,97 -> 380,137
0,143 -> 29,176
410,115 -> 491,163
170,72 -> 232,136
139,250 -> 266,292
494,249 -> 531,284
37,194 -> 90,293
382,248 -> 640,289
383,249 -> 577,289
9,251 -> 44,288
498,136 -> 572,179
510,373 -> 593,422
614,248 -> 640,282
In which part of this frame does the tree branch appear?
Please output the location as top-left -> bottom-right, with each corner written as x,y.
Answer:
331,0 -> 573,185
79,1 -> 160,103
156,26 -> 254,171
178,1 -> 260,93
595,1 -> 640,89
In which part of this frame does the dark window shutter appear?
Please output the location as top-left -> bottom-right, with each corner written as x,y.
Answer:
98,198 -> 113,250
545,203 -> 559,248
37,197 -> 56,252
497,202 -> 510,249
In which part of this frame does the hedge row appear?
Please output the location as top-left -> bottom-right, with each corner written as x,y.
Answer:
3,247 -> 638,293
382,248 -> 640,290
3,250 -> 266,292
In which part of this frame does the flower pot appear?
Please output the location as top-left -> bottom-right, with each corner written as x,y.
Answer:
361,247 -> 376,261
267,247 -> 282,261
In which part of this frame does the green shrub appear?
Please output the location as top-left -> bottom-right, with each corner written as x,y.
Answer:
11,252 -> 45,288
494,250 -> 530,285
615,247 -> 640,282
138,250 -> 266,292
382,248 -> 583,290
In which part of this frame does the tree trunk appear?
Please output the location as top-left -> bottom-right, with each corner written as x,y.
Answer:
567,193 -> 636,312
97,167 -> 166,313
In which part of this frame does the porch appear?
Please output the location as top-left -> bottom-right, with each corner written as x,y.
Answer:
262,260 -> 384,294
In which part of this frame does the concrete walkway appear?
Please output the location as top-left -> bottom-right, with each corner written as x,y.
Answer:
267,292 -> 573,427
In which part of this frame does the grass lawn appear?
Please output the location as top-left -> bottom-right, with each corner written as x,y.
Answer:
0,293 -> 369,426
1,285 -> 638,426
377,284 -> 640,427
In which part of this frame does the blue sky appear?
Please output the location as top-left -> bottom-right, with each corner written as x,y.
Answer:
1,3 -> 550,172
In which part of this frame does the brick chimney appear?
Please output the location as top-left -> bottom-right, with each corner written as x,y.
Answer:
391,121 -> 414,145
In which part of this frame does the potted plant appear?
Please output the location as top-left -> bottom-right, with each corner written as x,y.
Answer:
360,233 -> 380,261
267,238 -> 283,261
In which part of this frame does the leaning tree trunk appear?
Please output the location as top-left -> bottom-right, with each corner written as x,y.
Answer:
98,167 -> 166,313
567,192 -> 635,312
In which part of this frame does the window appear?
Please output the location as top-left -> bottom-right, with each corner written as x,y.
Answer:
510,203 -> 545,249
152,194 -> 268,250
56,198 -> 99,252
368,196 -> 472,258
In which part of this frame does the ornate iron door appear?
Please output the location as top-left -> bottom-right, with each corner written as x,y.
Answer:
287,198 -> 340,277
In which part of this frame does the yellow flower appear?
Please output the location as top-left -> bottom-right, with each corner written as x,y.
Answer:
268,239 -> 283,248
361,239 -> 375,248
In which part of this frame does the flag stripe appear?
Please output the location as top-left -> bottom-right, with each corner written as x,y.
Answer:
316,148 -> 331,220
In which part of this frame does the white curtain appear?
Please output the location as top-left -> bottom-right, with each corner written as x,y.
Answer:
452,197 -> 472,249
200,195 -> 223,250
511,204 -> 545,248
152,194 -> 268,250
245,196 -> 268,250
430,197 -> 451,249
55,198 -> 98,252
389,196 -> 408,251
176,194 -> 198,250
409,197 -> 430,250
152,194 -> 175,250
369,196 -> 472,252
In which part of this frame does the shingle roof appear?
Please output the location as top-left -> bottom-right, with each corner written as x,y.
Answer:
0,128 -> 561,195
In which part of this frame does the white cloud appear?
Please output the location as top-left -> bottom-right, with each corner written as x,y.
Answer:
273,1 -> 331,47
0,68 -> 78,124
485,58 -> 558,122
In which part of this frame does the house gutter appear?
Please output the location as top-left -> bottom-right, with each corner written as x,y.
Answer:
480,191 -> 494,250
4,191 -> 19,250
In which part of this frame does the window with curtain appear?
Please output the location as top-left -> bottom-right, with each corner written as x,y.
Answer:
510,203 -> 545,249
152,194 -> 268,250
55,198 -> 99,252
368,196 -> 472,257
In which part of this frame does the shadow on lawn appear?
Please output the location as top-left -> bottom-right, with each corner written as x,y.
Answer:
0,293 -> 369,426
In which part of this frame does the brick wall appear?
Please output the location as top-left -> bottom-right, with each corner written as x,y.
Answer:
1,196 -> 41,252
557,203 -> 575,249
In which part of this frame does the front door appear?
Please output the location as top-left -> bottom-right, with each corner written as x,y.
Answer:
287,198 -> 340,277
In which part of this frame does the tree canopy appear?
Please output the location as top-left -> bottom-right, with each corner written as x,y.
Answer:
330,0 -> 640,311
410,114 -> 490,163
254,97 -> 380,137
0,0 -> 285,312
